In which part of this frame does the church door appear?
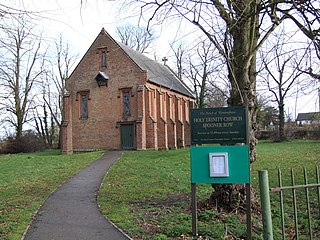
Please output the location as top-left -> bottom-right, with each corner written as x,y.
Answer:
120,124 -> 135,149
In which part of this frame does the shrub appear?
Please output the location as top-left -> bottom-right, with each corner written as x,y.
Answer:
256,127 -> 320,141
0,131 -> 47,153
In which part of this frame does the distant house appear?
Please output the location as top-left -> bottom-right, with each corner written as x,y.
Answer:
61,28 -> 196,153
296,112 -> 320,125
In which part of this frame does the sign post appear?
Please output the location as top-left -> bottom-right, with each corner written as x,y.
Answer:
245,104 -> 252,240
190,107 -> 251,239
191,183 -> 197,236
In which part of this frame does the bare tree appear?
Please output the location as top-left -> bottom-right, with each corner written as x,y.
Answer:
42,35 -> 77,148
116,24 -> 155,53
276,1 -> 320,80
34,96 -> 55,148
186,40 -> 222,108
0,17 -> 46,139
275,0 -> 320,59
170,40 -> 228,108
205,86 -> 227,108
129,0 -> 272,163
298,43 -> 320,80
170,43 -> 187,80
302,68 -> 320,80
258,31 -> 311,141
0,4 -> 26,24
129,0 -> 320,163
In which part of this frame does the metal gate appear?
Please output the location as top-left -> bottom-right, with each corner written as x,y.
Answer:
120,124 -> 135,149
259,167 -> 320,239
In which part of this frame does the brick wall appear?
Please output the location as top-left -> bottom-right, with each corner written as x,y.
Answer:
62,29 -> 195,153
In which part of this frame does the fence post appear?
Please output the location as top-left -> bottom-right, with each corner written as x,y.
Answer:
259,170 -> 274,240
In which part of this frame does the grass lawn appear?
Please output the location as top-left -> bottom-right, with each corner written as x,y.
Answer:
99,140 -> 320,240
0,150 -> 103,240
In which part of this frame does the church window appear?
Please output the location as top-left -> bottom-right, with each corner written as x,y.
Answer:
123,91 -> 130,116
80,94 -> 88,119
77,90 -> 90,120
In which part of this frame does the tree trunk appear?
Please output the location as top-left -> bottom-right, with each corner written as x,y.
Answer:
227,6 -> 259,164
211,0 -> 259,211
58,125 -> 62,149
16,124 -> 23,140
278,103 -> 286,141
206,184 -> 247,212
16,111 -> 23,140
199,80 -> 206,108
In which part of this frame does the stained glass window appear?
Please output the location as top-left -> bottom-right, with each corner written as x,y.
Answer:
102,50 -> 107,67
123,91 -> 130,116
81,95 -> 88,119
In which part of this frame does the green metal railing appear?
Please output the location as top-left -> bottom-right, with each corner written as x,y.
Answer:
259,166 -> 320,240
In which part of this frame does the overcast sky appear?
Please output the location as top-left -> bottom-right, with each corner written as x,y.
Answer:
19,0 -> 136,54
13,0 -> 195,62
4,0 -> 320,116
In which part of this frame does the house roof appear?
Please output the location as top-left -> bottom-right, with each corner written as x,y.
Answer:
116,41 -> 195,98
296,112 -> 320,121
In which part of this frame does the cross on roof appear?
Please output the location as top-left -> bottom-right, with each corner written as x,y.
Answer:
162,57 -> 168,65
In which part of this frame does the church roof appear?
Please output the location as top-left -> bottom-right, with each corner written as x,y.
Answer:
296,112 -> 320,121
117,41 -> 195,98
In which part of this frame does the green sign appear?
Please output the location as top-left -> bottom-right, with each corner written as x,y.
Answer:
190,145 -> 250,184
190,107 -> 246,145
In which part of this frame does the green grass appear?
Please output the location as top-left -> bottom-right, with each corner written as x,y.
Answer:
99,140 -> 320,239
0,150 -> 103,240
99,149 -> 192,238
1,141 -> 319,240
254,141 -> 320,239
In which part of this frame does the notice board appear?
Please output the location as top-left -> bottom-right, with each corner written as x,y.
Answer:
190,145 -> 250,184
190,107 -> 247,145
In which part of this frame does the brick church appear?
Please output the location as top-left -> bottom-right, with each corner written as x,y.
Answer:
62,28 -> 196,153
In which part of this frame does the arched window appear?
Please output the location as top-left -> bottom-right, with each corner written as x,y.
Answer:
123,91 -> 130,116
77,91 -> 90,119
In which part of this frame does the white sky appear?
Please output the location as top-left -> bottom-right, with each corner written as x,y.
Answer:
4,0 -> 320,117
21,0 -> 131,54
16,0 -> 193,61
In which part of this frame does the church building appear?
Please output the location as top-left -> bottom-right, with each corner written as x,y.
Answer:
62,28 -> 196,153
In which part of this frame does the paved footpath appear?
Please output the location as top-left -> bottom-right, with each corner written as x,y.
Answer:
23,151 -> 131,240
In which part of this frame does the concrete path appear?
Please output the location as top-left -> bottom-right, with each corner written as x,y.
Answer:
23,151 -> 131,240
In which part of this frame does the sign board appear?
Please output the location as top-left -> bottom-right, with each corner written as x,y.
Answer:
190,145 -> 250,184
190,107 -> 246,145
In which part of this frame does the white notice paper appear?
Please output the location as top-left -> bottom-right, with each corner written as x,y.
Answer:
209,152 -> 229,177
212,156 -> 225,174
